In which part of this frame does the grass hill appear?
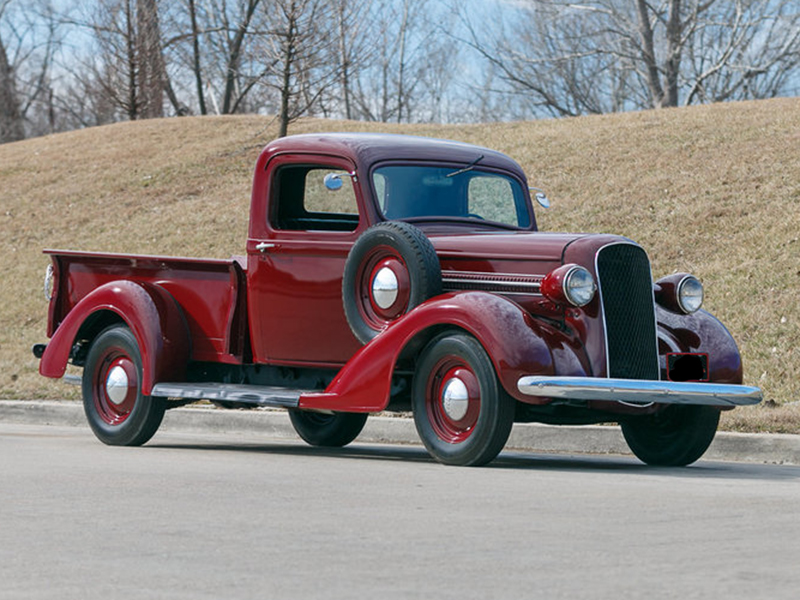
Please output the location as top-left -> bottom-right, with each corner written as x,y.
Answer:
1,98 -> 798,432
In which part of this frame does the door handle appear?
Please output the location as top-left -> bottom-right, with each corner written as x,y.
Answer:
256,242 -> 277,253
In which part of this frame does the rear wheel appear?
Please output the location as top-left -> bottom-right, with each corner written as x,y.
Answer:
82,325 -> 165,446
289,410 -> 368,447
621,405 -> 720,466
412,332 -> 514,466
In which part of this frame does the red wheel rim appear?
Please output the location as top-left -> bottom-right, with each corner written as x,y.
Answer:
355,245 -> 411,332
425,356 -> 481,443
91,349 -> 138,426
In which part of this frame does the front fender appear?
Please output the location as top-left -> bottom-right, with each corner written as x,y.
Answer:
657,307 -> 744,384
39,280 -> 191,395
300,291 -> 583,412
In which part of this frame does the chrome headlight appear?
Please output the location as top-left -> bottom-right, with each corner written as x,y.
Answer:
564,266 -> 597,307
677,275 -> 703,314
542,264 -> 597,308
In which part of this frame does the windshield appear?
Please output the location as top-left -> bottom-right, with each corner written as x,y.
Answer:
372,165 -> 532,229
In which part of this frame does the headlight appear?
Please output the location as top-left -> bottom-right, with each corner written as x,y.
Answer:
677,275 -> 703,314
542,264 -> 597,307
564,266 -> 596,307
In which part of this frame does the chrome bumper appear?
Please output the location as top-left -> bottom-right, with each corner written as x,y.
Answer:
517,376 -> 762,407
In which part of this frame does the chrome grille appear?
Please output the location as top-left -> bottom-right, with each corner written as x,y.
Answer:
596,244 -> 659,380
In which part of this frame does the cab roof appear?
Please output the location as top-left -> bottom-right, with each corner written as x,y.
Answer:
261,133 -> 527,179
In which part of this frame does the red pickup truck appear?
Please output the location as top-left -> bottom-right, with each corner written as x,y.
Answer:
34,133 -> 761,466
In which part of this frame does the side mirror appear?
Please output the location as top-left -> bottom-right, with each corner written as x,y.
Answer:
530,187 -> 551,209
324,171 -> 358,191
324,173 -> 344,191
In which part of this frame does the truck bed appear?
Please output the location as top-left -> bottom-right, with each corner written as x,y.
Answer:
46,250 -> 249,364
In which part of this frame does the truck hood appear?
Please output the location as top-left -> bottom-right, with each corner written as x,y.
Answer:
428,230 -> 629,266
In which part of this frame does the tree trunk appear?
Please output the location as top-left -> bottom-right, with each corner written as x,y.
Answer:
395,0 -> 410,123
136,0 -> 165,119
337,1 -> 351,120
635,0 -> 666,108
0,32 -> 25,143
188,0 -> 206,115
126,0 -> 139,120
222,0 -> 261,114
664,0 -> 682,107
278,7 -> 297,138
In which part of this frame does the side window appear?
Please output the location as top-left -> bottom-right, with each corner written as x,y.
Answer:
467,175 -> 520,226
273,166 -> 359,232
373,171 -> 388,213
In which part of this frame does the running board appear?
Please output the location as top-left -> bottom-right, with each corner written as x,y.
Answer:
150,382 -> 309,408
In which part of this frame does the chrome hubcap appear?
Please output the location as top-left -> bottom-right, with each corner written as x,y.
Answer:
105,365 -> 130,406
442,377 -> 469,421
372,266 -> 399,310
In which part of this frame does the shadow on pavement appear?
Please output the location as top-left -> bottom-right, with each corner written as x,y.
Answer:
147,435 -> 800,481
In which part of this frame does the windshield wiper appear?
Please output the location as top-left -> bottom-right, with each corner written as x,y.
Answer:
446,154 -> 484,178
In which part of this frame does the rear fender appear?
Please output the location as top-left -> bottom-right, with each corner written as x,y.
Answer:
299,292 -> 564,412
39,280 -> 191,395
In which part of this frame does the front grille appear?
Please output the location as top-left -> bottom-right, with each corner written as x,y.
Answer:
596,244 -> 659,380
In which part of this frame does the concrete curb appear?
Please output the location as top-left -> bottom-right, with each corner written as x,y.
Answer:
2,400 -> 799,465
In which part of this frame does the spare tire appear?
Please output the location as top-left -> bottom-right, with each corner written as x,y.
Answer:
343,221 -> 442,344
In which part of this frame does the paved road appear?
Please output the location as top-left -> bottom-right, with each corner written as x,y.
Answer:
5,400 -> 800,465
2,423 -> 799,600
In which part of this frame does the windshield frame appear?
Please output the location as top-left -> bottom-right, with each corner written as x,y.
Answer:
368,160 -> 536,231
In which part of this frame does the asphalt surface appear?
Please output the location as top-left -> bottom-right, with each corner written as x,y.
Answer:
1,399 -> 799,465
2,422 -> 800,600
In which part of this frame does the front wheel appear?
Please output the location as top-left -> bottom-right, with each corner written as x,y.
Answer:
289,410 -> 368,447
82,325 -> 165,446
412,332 -> 514,466
621,405 -> 720,466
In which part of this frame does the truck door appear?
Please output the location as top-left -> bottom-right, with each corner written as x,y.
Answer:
247,155 -> 365,366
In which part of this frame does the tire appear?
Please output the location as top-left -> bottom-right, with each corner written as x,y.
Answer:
621,405 -> 720,466
289,410 -> 368,447
82,325 -> 165,446
343,221 -> 441,344
412,332 -> 514,466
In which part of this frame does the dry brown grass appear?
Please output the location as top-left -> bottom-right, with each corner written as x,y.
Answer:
721,402 -> 800,434
1,99 -> 798,432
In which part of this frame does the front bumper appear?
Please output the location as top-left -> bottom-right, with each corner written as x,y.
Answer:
517,376 -> 762,407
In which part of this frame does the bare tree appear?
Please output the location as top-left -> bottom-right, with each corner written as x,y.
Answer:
456,2 -> 624,117
219,0 -> 263,113
69,0 -> 185,122
415,38 -> 457,122
350,0 -> 441,123
682,1 -> 800,104
55,66 -> 121,129
186,0 -> 206,114
458,0 -> 800,117
259,0 -> 337,136
394,0 -> 413,122
0,0 -> 62,141
75,0 -> 141,121
136,0 -> 163,117
328,0 -> 370,120
351,0 -> 396,122
168,0 -> 268,115
0,24 -> 24,142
